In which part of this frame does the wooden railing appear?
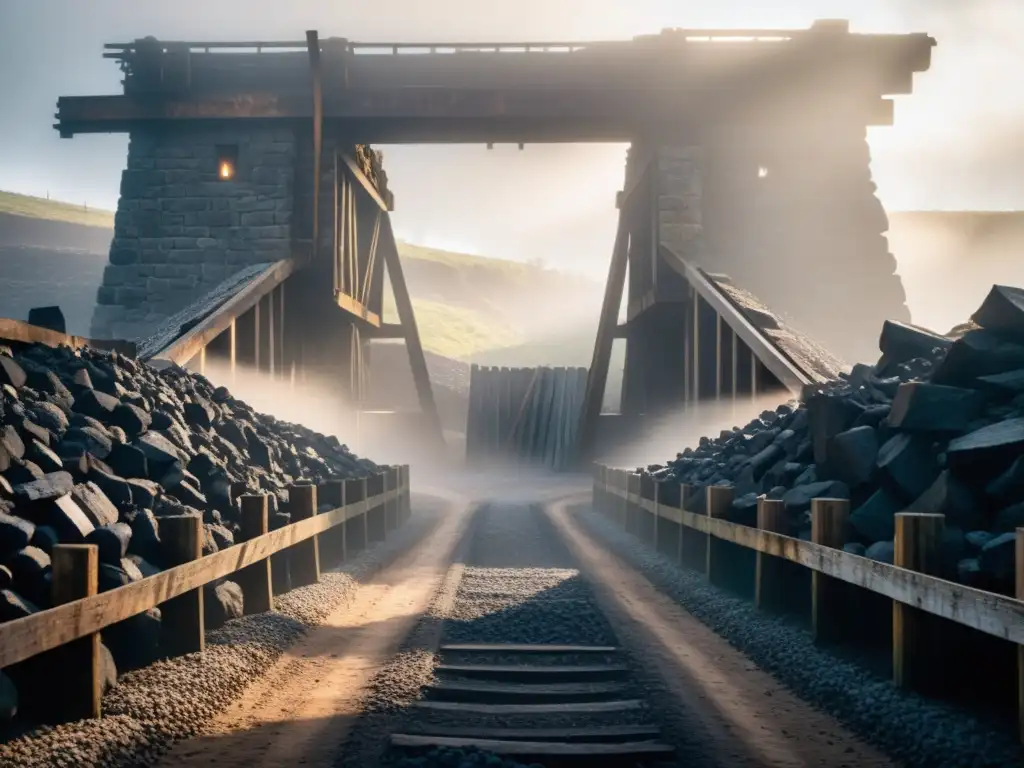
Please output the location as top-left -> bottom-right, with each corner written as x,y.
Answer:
1,465 -> 411,723
592,465 -> 1024,741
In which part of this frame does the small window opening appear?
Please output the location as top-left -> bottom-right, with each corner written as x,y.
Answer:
757,166 -> 769,179
217,145 -> 238,181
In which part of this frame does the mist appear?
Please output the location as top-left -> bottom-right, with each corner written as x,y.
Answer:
594,394 -> 794,469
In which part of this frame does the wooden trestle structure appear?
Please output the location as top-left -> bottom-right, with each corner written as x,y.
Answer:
54,20 -> 934,463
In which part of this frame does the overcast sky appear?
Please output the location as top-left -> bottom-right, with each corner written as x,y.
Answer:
1,0 -> 1021,276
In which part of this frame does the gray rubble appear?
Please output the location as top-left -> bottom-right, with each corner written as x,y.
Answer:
637,284 -> 1024,595
0,340 -> 378,723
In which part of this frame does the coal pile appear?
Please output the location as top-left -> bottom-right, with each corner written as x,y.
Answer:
0,340 -> 378,720
642,284 -> 1024,596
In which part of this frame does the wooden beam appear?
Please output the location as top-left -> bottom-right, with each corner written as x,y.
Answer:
307,30 -> 324,257
334,291 -> 382,327
0,318 -> 136,357
379,216 -> 444,446
373,323 -> 405,339
145,259 -> 295,364
576,208 -> 629,463
338,151 -> 389,212
659,244 -> 814,392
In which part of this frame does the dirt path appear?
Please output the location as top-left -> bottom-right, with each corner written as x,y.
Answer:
546,494 -> 899,768
155,491 -> 475,768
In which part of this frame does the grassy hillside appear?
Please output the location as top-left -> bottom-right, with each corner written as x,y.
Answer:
0,190 -> 115,229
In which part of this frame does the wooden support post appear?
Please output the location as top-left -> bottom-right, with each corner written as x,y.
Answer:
369,472 -> 387,543
289,483 -> 321,587
238,494 -> 273,614
678,484 -> 692,566
755,497 -> 788,612
343,476 -> 367,557
627,473 -> 641,537
577,207 -> 630,464
402,464 -> 411,522
51,544 -> 100,721
705,485 -> 734,586
160,515 -> 204,657
1016,527 -> 1024,744
199,346 -> 206,376
652,481 -> 660,551
229,317 -> 237,385
893,512 -> 945,693
320,479 -> 346,568
811,498 -> 851,644
384,467 -> 396,533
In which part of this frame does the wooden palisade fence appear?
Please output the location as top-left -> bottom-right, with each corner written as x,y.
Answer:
0,465 -> 411,723
592,465 -> 1024,742
466,365 -> 587,470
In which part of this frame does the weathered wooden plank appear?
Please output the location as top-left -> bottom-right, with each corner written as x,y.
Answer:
600,481 -> 1024,644
0,318 -> 136,357
0,486 -> 401,669
396,724 -> 660,743
427,679 -> 626,703
441,643 -> 618,654
147,259 -> 295,364
390,733 -> 673,758
436,663 -> 628,681
410,699 -> 642,715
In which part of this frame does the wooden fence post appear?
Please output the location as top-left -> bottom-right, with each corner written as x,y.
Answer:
811,498 -> 851,644
160,515 -> 204,657
627,473 -> 641,536
755,497 -> 787,612
401,464 -> 411,523
320,479 -> 346,568
680,483 -> 694,568
593,464 -> 603,513
289,483 -> 321,587
1016,527 -> 1024,744
51,544 -> 100,721
893,511 -> 945,694
705,485 -> 733,587
640,474 -> 655,547
369,472 -> 387,543
652,481 -> 661,551
238,494 -> 273,614
385,466 -> 398,533
343,476 -> 367,557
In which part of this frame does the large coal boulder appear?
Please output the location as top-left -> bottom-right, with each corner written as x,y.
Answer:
640,282 -> 1024,595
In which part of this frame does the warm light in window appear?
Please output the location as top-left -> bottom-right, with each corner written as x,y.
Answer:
216,144 -> 239,182
757,166 -> 769,179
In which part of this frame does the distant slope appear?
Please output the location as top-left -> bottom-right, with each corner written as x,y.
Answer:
0,190 -> 115,229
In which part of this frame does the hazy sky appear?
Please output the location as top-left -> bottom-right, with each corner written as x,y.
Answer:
1,0 -> 1022,276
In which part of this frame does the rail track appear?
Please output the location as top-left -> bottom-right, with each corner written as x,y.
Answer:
382,502 -> 675,766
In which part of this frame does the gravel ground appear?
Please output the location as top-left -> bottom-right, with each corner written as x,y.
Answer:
573,503 -> 1024,768
0,499 -> 446,768
337,503 -> 664,768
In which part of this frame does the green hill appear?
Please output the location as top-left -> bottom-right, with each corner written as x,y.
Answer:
0,190 -> 115,229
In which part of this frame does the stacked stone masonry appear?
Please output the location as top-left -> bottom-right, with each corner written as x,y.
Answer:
91,127 -> 296,341
652,128 -> 911,364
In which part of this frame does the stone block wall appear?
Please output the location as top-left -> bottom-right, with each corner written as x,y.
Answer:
91,126 -> 296,340
655,145 -> 704,266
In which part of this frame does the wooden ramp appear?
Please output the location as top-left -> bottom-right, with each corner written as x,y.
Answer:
392,642 -> 674,764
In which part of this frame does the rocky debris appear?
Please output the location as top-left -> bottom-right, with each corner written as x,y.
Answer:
640,284 -> 1024,595
0,339 -> 380,714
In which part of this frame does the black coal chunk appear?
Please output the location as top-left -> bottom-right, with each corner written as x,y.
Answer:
876,433 -> 941,502
887,383 -> 983,433
971,284 -> 1024,342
